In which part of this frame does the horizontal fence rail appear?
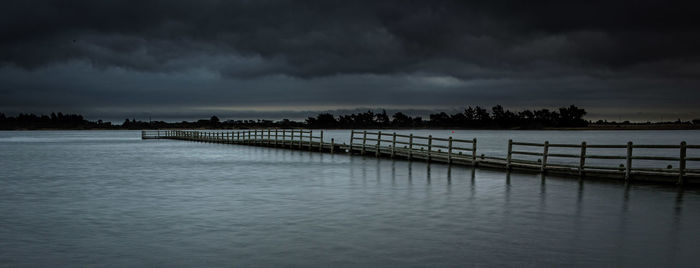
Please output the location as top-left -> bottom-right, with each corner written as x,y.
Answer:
507,139 -> 699,184
142,130 -> 699,185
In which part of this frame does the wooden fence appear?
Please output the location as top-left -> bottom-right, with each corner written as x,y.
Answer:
143,129 -> 338,153
348,130 -> 477,165
142,130 -> 699,184
507,140 -> 700,184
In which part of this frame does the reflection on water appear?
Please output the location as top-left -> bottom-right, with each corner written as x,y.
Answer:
1,131 -> 700,267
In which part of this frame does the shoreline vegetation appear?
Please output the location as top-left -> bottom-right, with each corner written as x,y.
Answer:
2,105 -> 699,130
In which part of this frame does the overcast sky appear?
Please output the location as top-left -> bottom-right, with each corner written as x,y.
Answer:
1,0 -> 699,122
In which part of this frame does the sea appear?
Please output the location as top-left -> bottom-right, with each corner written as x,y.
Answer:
1,130 -> 699,267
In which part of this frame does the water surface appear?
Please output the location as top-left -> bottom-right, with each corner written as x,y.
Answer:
1,130 -> 699,267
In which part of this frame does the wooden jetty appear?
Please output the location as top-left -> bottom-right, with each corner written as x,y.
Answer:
142,129 -> 700,185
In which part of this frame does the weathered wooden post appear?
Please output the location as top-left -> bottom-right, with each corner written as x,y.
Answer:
281,129 -> 287,147
506,139 -> 513,170
391,132 -> 396,158
361,131 -> 367,155
308,130 -> 313,151
448,137 -> 453,165
349,130 -> 354,154
319,131 -> 324,152
679,141 -> 687,184
237,131 -> 240,143
408,134 -> 413,160
267,129 -> 271,145
376,131 -> 381,157
472,138 -> 478,166
541,141 -> 549,172
331,138 -> 335,154
275,129 -> 278,146
579,142 -> 587,176
427,135 -> 432,162
298,130 -> 303,149
625,141 -> 633,181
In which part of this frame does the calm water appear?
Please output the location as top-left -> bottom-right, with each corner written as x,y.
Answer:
1,130 -> 700,267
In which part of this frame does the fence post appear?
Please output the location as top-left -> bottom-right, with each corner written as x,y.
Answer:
541,141 -> 549,172
391,132 -> 396,158
289,130 -> 293,148
376,131 -> 381,157
267,129 -> 271,145
349,130 -> 354,154
506,139 -> 513,170
625,141 -> 633,181
427,135 -> 432,162
308,130 -> 313,151
362,131 -> 367,155
298,130 -> 303,149
679,141 -> 687,185
472,138 -> 477,166
331,138 -> 335,154
275,129 -> 278,146
579,142 -> 587,176
408,134 -> 413,160
448,137 -> 453,165
319,131 -> 324,152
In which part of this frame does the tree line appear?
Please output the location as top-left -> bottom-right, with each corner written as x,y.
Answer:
1,105 -> 590,130
306,105 -> 588,129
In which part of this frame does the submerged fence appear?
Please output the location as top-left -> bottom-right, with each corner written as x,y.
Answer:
142,129 -> 699,184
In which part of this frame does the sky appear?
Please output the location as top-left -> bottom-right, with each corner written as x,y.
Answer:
1,0 -> 699,122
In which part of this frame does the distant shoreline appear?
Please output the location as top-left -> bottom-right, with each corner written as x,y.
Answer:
2,124 -> 699,131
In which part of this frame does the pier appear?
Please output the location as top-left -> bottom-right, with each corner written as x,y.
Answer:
142,130 -> 700,185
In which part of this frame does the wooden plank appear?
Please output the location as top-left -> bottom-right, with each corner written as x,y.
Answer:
626,141 -> 633,181
507,139 -> 513,170
579,142 -> 586,176
679,141 -> 686,184
427,135 -> 432,162
548,143 -> 581,148
631,156 -> 680,161
512,141 -> 543,146
452,138 -> 475,143
541,141 -> 548,172
587,144 -> 627,148
391,132 -> 396,158
547,153 -> 580,158
376,131 -> 381,157
512,151 -> 544,156
472,138 -> 478,166
362,131 -> 367,155
408,134 -> 413,160
633,145 -> 680,149
585,154 -> 626,160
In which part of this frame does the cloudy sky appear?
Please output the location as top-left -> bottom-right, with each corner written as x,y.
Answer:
1,0 -> 699,122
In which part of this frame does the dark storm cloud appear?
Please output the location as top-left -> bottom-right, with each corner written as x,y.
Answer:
3,0 -> 699,78
1,0 -> 700,121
